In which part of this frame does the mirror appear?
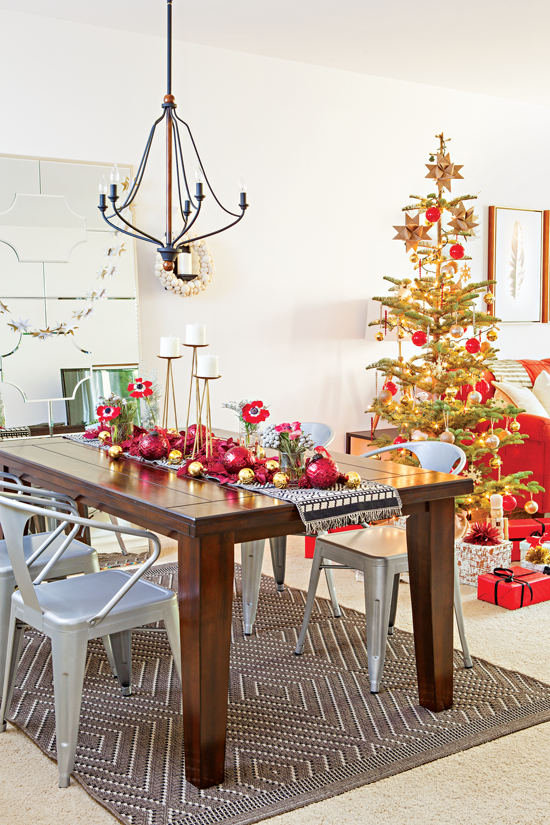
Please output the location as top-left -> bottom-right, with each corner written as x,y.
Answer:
0,154 -> 140,435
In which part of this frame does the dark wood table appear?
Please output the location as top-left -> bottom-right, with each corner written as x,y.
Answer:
0,436 -> 472,789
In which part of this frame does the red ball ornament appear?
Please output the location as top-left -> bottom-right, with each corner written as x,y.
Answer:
139,430 -> 170,460
385,381 -> 398,396
475,379 -> 490,395
425,207 -> 441,223
456,384 -> 473,401
223,446 -> 255,474
305,448 -> 340,489
393,436 -> 407,445
502,495 -> 517,512
449,243 -> 465,260
412,330 -> 428,347
465,337 -> 481,353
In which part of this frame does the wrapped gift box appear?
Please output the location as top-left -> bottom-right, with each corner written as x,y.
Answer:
509,518 -> 550,562
455,538 -> 512,586
520,558 -> 550,574
477,567 -> 550,610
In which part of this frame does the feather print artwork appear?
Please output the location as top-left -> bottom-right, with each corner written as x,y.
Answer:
509,220 -> 525,299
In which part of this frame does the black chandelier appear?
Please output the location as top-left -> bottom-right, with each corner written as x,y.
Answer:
98,0 -> 248,278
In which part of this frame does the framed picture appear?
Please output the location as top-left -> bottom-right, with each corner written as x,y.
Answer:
487,206 -> 549,323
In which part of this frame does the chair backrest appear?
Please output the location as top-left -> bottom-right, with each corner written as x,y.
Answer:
0,493 -> 162,627
301,422 -> 335,448
360,440 -> 467,475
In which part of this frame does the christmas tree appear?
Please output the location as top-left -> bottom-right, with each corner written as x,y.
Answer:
366,132 -> 543,516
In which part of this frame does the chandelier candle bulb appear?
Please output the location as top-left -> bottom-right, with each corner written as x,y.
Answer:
160,336 -> 181,358
185,324 -> 207,345
197,354 -> 218,378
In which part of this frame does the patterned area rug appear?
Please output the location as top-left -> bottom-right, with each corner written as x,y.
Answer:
6,564 -> 550,825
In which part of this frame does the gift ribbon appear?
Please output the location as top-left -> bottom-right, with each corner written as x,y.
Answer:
492,567 -> 535,607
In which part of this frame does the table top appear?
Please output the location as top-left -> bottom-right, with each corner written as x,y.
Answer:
0,435 -> 473,542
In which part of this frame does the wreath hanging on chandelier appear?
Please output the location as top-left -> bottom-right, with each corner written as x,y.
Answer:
154,237 -> 214,297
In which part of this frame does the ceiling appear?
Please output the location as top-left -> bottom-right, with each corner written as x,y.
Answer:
3,0 -> 550,107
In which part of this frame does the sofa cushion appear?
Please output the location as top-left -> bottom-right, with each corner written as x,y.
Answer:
532,370 -> 550,417
492,381 -> 549,418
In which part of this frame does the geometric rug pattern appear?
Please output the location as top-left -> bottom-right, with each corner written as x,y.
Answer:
6,563 -> 550,825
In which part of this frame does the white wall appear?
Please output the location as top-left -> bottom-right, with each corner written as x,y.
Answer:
1,8 -> 550,448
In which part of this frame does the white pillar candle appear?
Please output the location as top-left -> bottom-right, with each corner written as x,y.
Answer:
197,354 -> 218,377
185,324 -> 206,345
160,336 -> 180,357
177,249 -> 193,276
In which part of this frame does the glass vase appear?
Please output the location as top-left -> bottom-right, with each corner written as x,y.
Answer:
278,449 -> 305,487
111,419 -> 134,446
239,420 -> 261,454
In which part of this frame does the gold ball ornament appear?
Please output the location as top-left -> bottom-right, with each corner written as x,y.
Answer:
445,386 -> 458,397
108,445 -> 123,460
238,467 -> 255,484
480,341 -> 492,353
98,431 -> 111,443
273,472 -> 289,489
375,331 -> 385,342
378,389 -> 393,405
410,253 -> 419,263
256,446 -> 266,459
449,324 -> 463,339
188,461 -> 204,477
400,395 -> 411,406
167,427 -> 179,436
510,420 -> 521,433
489,456 -> 502,468
345,471 -> 361,489
484,434 -> 500,450
467,390 -> 483,404
525,499 -> 539,515
483,292 -> 494,305
397,328 -> 406,340
499,428 -> 511,441
168,449 -> 183,465
265,459 -> 279,472
439,430 -> 456,444
486,329 -> 498,342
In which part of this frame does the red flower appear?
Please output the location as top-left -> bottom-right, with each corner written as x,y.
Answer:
128,378 -> 153,398
97,405 -> 121,421
242,401 -> 270,424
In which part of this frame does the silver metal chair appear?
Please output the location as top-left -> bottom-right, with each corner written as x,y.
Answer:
241,422 -> 336,634
0,474 -> 114,684
295,441 -> 472,693
0,494 -> 182,788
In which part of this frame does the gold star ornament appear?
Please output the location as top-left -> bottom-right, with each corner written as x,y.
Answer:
447,201 -> 478,235
425,153 -> 464,192
393,212 -> 433,252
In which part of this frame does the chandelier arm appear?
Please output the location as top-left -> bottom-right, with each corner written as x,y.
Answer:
99,211 -> 161,246
177,211 -> 246,247
173,118 -> 198,211
172,123 -> 192,228
119,114 -> 166,211
172,199 -> 204,244
174,112 -> 241,218
108,199 -> 163,245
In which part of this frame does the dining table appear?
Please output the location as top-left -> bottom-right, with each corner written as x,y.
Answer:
0,434 -> 472,789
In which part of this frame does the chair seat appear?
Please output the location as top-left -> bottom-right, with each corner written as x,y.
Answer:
12,569 -> 176,632
318,525 -> 408,561
0,533 -> 96,578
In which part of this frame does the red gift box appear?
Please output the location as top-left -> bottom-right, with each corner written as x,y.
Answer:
477,566 -> 550,610
508,518 -> 550,562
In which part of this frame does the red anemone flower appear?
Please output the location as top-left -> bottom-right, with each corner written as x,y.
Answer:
242,401 -> 270,424
97,405 -> 121,421
128,378 -> 153,398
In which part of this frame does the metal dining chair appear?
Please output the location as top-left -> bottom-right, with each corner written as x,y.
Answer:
0,493 -> 181,788
0,474 -> 116,684
295,441 -> 473,693
241,422 -> 336,634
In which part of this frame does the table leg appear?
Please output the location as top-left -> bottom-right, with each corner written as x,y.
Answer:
406,497 -> 454,712
178,531 -> 234,788
269,536 -> 286,592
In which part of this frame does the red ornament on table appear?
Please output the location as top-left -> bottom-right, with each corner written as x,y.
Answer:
449,243 -> 465,260
502,495 -> 517,512
138,430 -> 170,460
465,337 -> 481,353
305,446 -> 339,489
412,330 -> 428,346
425,206 -> 442,223
384,381 -> 398,396
223,446 -> 255,474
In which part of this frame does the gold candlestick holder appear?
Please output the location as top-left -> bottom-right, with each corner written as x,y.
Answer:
192,374 -> 221,459
182,343 -> 209,455
158,354 -> 183,430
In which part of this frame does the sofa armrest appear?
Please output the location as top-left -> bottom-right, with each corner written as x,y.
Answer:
516,413 -> 550,443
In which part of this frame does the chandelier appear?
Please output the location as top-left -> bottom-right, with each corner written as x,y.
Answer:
98,0 -> 248,278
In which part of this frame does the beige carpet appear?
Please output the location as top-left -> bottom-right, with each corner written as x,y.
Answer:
1,536 -> 549,824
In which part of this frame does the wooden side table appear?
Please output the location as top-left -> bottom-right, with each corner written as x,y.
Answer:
345,427 -> 398,456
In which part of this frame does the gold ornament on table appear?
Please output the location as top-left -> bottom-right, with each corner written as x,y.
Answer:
98,430 -> 111,443
257,446 -> 266,459
108,445 -> 123,460
167,427 -> 179,436
510,420 -> 520,433
168,449 -> 183,465
265,459 -> 279,472
273,472 -> 289,489
188,461 -> 204,477
486,329 -> 498,342
425,150 -> 464,192
447,201 -> 479,234
393,212 -> 433,252
345,471 -> 361,489
238,467 -> 255,484
483,292 -> 494,305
